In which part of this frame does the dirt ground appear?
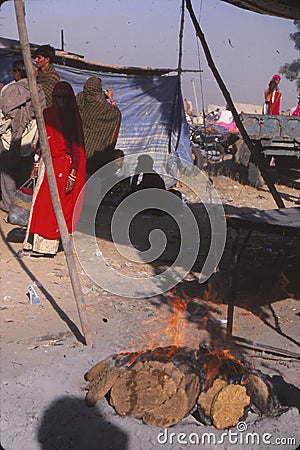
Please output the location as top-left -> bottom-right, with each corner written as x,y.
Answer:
1,166 -> 300,450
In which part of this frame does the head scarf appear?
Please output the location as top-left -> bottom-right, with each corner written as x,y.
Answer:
44,81 -> 85,169
271,74 -> 281,81
76,76 -> 121,159
52,81 -> 83,147
82,76 -> 103,103
53,80 -> 74,96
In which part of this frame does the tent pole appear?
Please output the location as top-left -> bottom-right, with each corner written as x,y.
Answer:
185,0 -> 285,209
13,0 -> 93,346
177,0 -> 185,74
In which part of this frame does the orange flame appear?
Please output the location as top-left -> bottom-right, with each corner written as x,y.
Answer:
202,348 -> 244,388
143,290 -> 192,349
143,283 -> 227,350
166,295 -> 190,347
124,285 -> 251,385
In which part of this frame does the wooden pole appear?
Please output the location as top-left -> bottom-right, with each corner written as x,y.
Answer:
185,0 -> 285,209
177,0 -> 185,74
14,0 -> 93,346
61,29 -> 65,52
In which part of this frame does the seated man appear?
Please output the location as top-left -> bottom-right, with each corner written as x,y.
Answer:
130,154 -> 166,192
129,154 -> 184,216
103,149 -> 130,204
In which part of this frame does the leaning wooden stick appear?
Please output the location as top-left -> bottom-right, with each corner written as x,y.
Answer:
14,0 -> 93,346
185,0 -> 285,210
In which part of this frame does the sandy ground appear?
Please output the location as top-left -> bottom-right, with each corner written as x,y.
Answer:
1,168 -> 300,450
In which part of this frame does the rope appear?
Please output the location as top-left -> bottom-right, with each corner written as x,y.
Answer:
194,0 -> 211,175
177,0 -> 185,74
196,0 -> 206,118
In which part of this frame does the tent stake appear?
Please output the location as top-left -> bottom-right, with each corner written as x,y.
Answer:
185,0 -> 284,209
13,0 -> 93,346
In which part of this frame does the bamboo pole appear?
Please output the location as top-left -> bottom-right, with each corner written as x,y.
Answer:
185,0 -> 285,209
14,0 -> 93,346
177,0 -> 185,74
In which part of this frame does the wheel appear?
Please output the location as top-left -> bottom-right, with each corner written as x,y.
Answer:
206,144 -> 225,164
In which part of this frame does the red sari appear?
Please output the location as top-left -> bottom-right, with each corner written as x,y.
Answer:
292,103 -> 300,117
29,83 -> 86,240
264,88 -> 281,115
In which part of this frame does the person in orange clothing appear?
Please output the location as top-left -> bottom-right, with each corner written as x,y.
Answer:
263,74 -> 281,115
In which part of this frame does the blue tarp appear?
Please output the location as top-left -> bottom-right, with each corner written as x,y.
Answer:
0,54 -> 192,175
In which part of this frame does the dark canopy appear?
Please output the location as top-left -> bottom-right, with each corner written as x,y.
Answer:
221,0 -> 300,20
1,0 -> 300,19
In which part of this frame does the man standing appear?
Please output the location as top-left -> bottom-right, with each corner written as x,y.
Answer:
0,60 -> 46,212
34,44 -> 60,107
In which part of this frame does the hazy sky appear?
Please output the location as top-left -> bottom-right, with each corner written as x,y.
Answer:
0,0 -> 299,111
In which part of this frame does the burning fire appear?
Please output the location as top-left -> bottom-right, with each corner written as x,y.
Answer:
201,348 -> 245,389
117,284 -> 246,386
165,295 -> 190,347
143,290 -> 195,350
141,286 -> 249,389
143,284 -> 224,350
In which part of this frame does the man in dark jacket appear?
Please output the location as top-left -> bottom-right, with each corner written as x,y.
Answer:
34,44 -> 60,107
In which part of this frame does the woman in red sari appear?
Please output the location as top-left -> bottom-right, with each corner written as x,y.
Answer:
263,74 -> 281,115
292,94 -> 300,117
24,81 -> 86,255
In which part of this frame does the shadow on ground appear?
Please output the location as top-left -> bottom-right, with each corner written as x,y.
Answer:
37,396 -> 128,450
90,196 -> 300,351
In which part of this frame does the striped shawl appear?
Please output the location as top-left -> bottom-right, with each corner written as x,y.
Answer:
76,77 -> 121,160
36,63 -> 60,107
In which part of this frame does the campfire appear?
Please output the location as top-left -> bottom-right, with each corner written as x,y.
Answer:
84,292 -> 280,429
